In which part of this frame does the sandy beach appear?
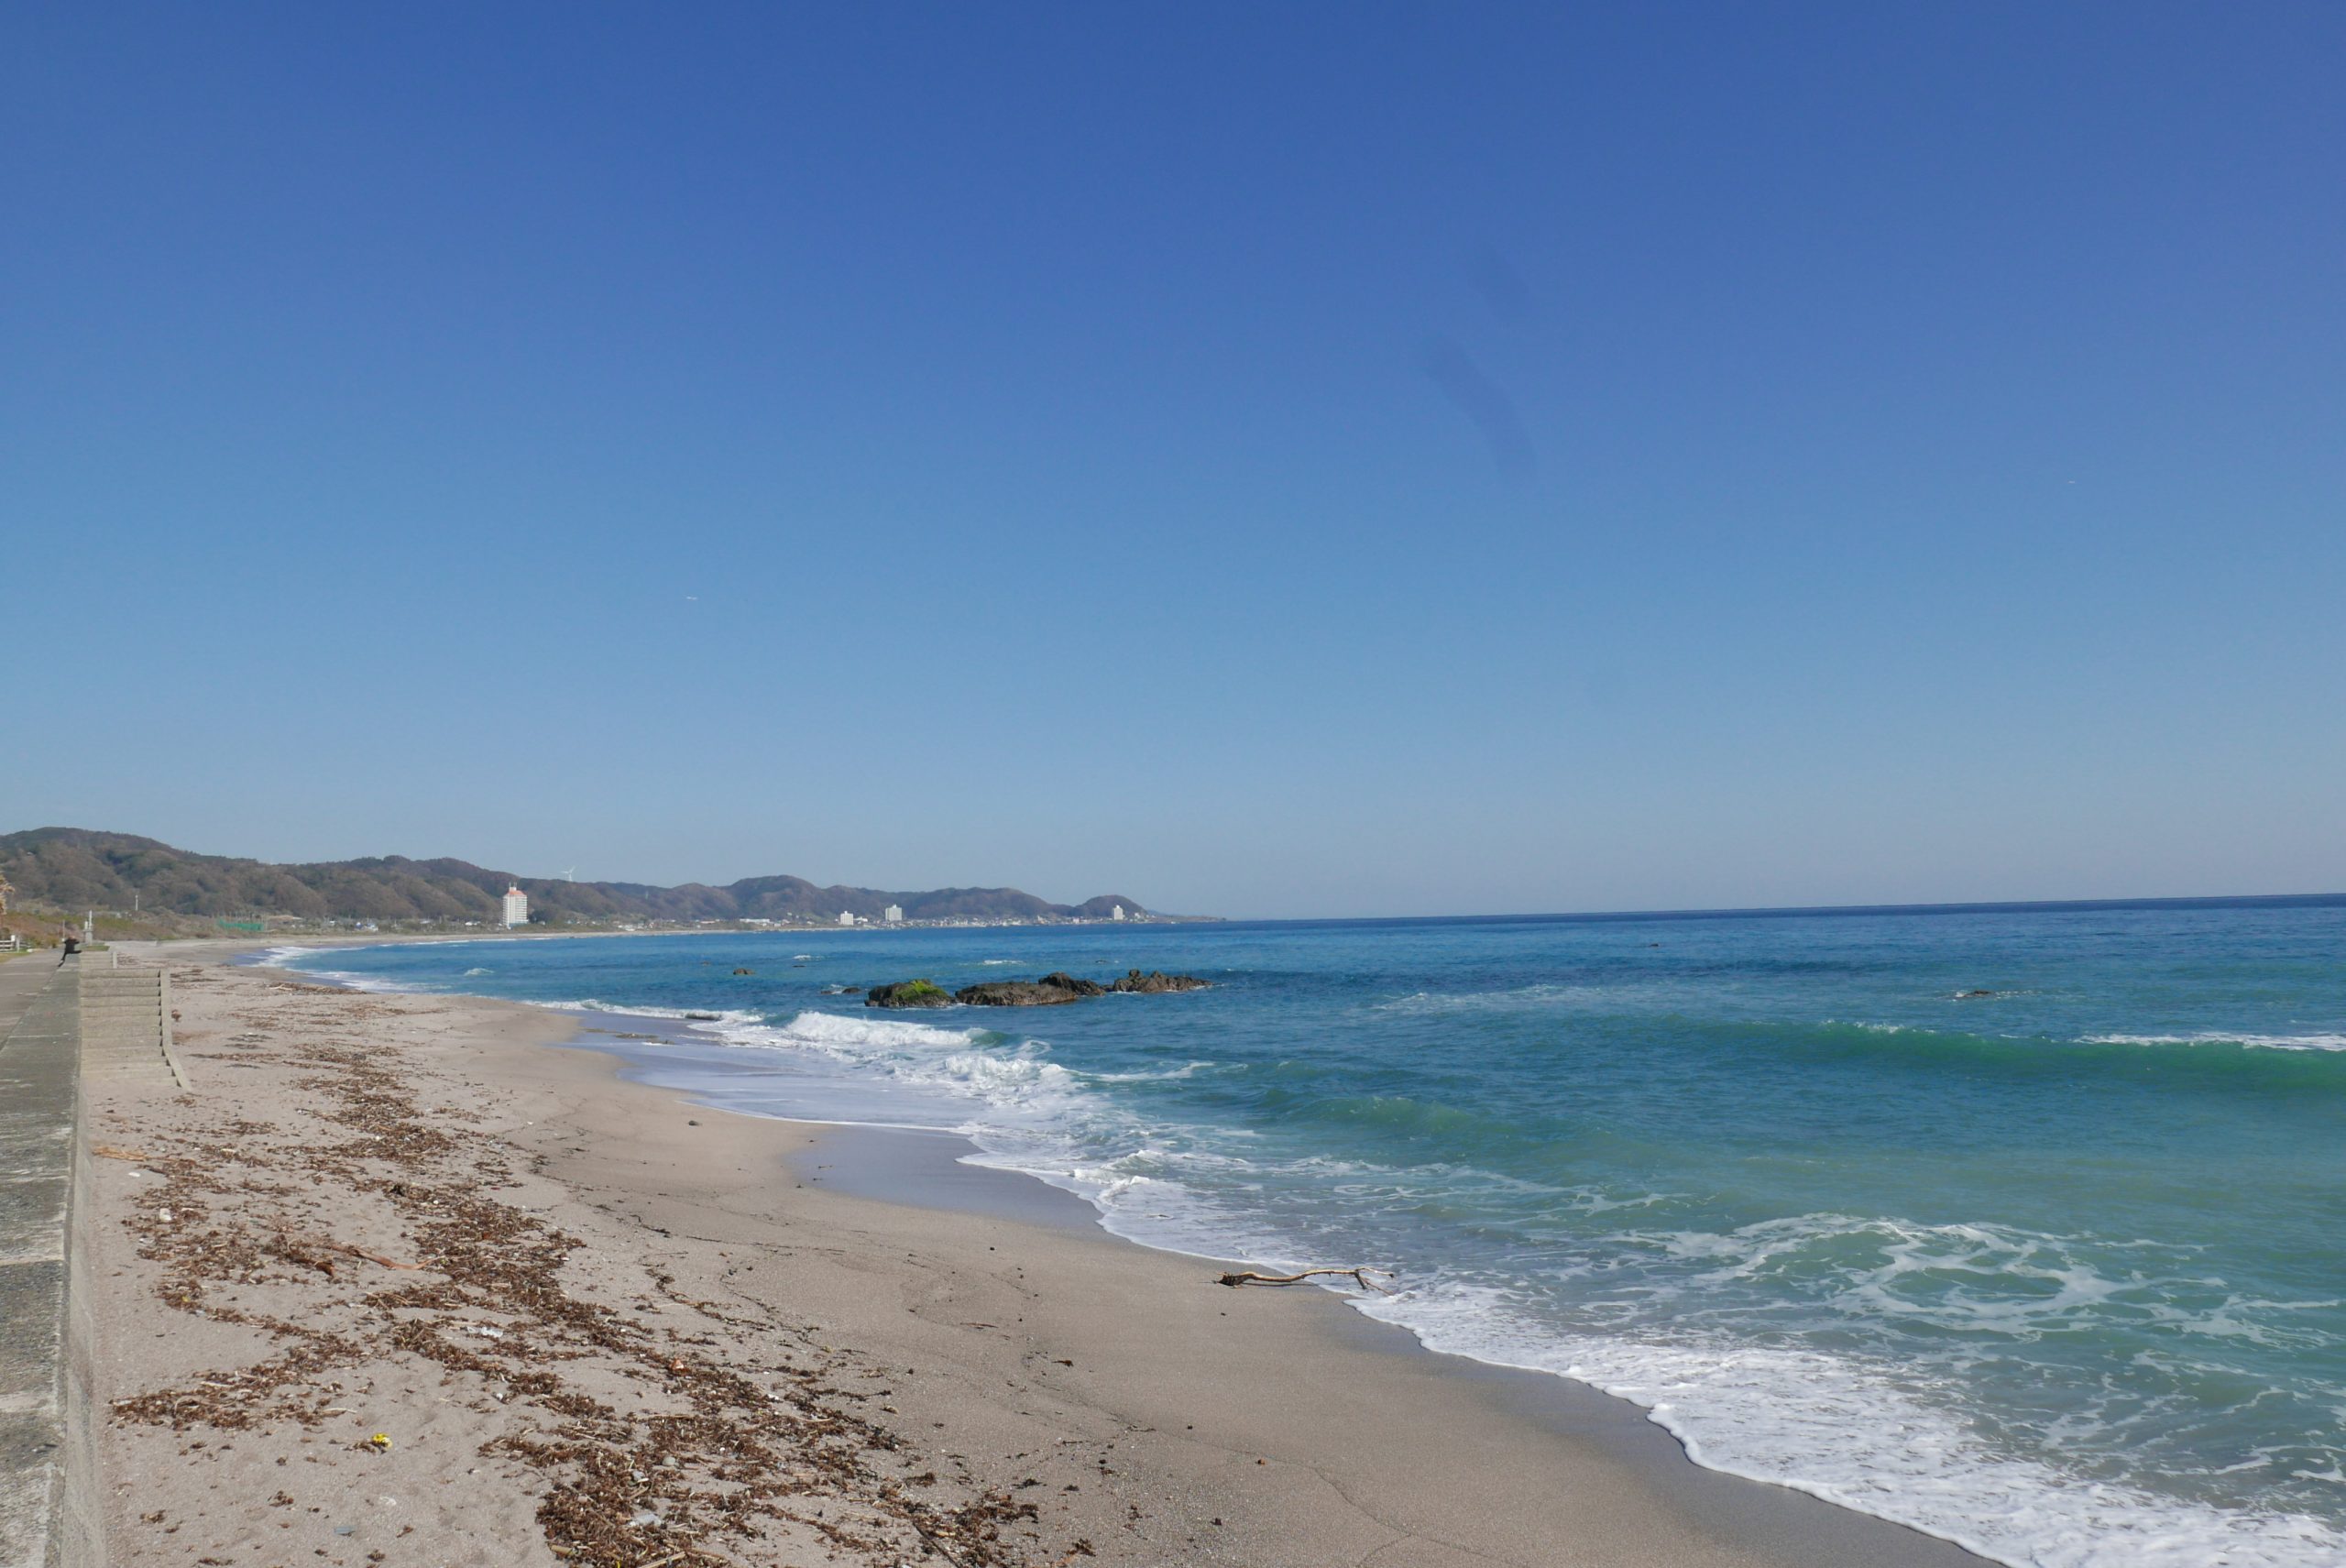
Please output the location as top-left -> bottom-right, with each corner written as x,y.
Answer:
79,952 -> 1986,1567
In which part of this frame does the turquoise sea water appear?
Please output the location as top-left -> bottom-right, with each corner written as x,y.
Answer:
277,901 -> 2346,1566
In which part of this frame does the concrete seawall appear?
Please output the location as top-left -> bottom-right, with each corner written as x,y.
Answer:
0,959 -> 96,1568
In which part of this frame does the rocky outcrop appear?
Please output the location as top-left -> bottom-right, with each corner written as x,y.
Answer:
952,981 -> 1088,1007
865,980 -> 953,1008
1108,969 -> 1211,993
954,972 -> 1110,1006
950,970 -> 1208,1005
1037,971 -> 1107,997
870,970 -> 1212,1008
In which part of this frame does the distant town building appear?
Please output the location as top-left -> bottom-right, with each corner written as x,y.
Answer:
502,885 -> 529,927
882,905 -> 904,924
839,911 -> 859,927
1111,905 -> 1126,921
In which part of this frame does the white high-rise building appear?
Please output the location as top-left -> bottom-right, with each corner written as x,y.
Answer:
882,904 -> 904,924
1111,905 -> 1126,921
839,911 -> 859,927
501,885 -> 529,927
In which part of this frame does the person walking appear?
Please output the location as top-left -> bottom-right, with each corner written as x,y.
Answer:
59,932 -> 80,966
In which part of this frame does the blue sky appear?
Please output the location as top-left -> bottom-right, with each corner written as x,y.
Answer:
5,4 -> 2341,917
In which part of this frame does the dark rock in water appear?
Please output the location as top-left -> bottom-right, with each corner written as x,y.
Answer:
685,1012 -> 723,1021
948,970 -> 1207,1005
1954,988 -> 2001,999
1036,971 -> 1107,997
956,971 -> 1113,1005
866,980 -> 952,1008
1109,969 -> 1211,993
821,984 -> 865,996
732,968 -> 754,975
954,981 -> 1087,1006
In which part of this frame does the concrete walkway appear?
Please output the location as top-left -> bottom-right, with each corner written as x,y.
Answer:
0,956 -> 86,1568
0,956 -> 56,1043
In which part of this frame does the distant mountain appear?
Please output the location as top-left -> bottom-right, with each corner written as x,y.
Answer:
0,828 -> 1161,926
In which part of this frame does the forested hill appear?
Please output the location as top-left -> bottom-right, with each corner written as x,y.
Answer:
0,828 -> 1156,926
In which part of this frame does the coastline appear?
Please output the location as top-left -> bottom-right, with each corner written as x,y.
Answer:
79,942 -> 1990,1565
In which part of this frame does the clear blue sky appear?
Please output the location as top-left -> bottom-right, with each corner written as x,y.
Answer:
6,4 -> 2341,917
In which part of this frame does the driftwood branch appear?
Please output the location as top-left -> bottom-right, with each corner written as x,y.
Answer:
1215,1266 -> 1394,1294
915,1524 -> 968,1567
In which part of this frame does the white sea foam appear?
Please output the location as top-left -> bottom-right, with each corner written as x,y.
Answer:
1354,1283 -> 2346,1568
256,943 -> 506,995
671,1011 -> 1090,1123
1083,1061 -> 1214,1083
743,1009 -> 981,1052
538,1000 -> 765,1027
263,958 -> 415,994
2082,1032 -> 2346,1053
1616,1212 -> 2327,1343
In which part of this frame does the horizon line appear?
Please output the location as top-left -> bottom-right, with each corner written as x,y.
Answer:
1225,890 -> 2346,928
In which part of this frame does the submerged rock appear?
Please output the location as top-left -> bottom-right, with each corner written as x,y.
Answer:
1109,969 -> 1211,993
865,980 -> 953,1008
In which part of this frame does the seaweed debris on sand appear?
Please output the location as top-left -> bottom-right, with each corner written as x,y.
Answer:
96,971 -> 1066,1568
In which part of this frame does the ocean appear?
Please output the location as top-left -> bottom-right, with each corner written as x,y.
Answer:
271,899 -> 2346,1567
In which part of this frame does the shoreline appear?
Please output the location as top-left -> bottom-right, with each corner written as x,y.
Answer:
622,1085 -> 1997,1567
187,938 -> 1998,1565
